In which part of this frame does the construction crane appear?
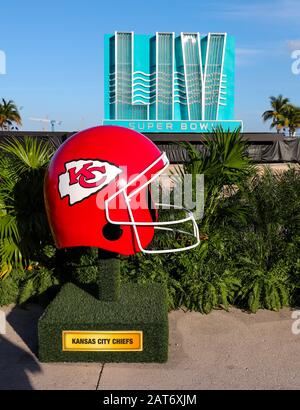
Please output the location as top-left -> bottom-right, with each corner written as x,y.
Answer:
29,117 -> 63,132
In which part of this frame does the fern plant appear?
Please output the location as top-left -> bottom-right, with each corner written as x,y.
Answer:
123,230 -> 242,314
181,264 -> 241,314
237,260 -> 291,313
232,225 -> 292,312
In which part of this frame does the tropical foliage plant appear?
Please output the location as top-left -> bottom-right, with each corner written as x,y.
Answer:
0,137 -> 55,276
123,159 -> 300,313
1,131 -> 300,315
172,127 -> 254,234
262,95 -> 300,136
0,99 -> 22,130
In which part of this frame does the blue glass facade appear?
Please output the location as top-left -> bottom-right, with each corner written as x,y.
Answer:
104,32 -> 242,133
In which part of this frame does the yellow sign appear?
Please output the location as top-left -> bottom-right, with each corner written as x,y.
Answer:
62,330 -> 143,352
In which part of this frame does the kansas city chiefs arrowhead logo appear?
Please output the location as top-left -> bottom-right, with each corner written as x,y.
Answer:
59,160 -> 122,205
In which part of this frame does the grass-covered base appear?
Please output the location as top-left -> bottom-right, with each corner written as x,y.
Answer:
38,282 -> 168,363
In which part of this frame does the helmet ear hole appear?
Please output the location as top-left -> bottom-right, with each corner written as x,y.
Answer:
102,223 -> 123,241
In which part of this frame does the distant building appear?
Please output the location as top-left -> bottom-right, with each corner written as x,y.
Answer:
103,32 -> 242,133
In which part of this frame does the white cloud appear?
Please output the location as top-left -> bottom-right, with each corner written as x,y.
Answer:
236,47 -> 272,66
212,0 -> 300,20
235,41 -> 291,66
287,40 -> 300,50
236,48 -> 263,56
0,50 -> 6,75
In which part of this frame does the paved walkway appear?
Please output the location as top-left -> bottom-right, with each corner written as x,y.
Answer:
0,304 -> 300,390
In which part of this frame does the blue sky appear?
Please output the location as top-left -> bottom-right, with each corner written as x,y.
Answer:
0,0 -> 299,132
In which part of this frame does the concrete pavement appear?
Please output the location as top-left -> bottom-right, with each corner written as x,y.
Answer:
0,304 -> 300,390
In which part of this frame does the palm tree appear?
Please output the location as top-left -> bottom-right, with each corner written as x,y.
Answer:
262,95 -> 290,133
279,105 -> 300,137
0,99 -> 22,130
172,127 -> 255,234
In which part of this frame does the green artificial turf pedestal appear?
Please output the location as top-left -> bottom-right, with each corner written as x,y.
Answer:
38,282 -> 168,363
97,250 -> 120,302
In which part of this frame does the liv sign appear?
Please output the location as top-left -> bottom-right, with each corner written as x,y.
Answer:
102,120 -> 243,133
104,32 -> 243,133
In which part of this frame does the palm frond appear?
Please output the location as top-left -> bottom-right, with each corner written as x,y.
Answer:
0,137 -> 54,173
0,136 -> 54,274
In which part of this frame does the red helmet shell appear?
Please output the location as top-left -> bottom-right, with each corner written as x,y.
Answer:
44,126 -> 165,255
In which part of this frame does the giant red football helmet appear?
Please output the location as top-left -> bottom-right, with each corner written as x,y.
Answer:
44,126 -> 200,255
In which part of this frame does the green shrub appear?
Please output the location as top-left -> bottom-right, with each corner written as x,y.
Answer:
177,256 -> 240,314
0,270 -> 22,306
2,134 -> 300,317
121,253 -> 183,311
18,267 -> 59,305
48,161 -> 299,317
60,247 -> 99,284
0,266 -> 60,307
122,232 -> 241,314
56,248 -> 117,280
237,262 -> 290,313
0,137 -> 55,276
175,127 -> 255,233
